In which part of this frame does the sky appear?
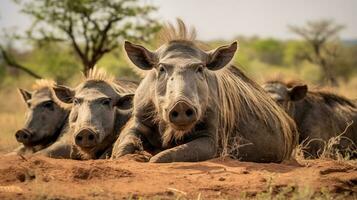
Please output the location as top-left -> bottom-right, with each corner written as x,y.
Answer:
0,0 -> 356,41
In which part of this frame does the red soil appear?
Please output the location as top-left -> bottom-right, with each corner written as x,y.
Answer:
0,154 -> 356,199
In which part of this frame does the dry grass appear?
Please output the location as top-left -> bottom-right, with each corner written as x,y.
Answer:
337,76 -> 357,99
0,86 -> 26,154
294,121 -> 357,167
0,112 -> 24,153
317,122 -> 356,161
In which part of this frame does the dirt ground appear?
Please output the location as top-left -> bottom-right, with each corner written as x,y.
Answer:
0,154 -> 356,200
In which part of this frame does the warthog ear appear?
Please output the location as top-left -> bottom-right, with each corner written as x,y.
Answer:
288,85 -> 308,101
116,93 -> 134,110
18,88 -> 32,105
124,41 -> 157,70
207,41 -> 238,71
52,85 -> 75,103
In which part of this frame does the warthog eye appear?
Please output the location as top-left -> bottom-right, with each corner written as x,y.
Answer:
157,65 -> 167,80
159,66 -> 166,74
42,101 -> 54,110
101,98 -> 111,106
196,65 -> 204,74
73,98 -> 81,106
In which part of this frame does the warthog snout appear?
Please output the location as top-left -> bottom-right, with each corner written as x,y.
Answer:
169,101 -> 197,127
15,129 -> 32,144
75,128 -> 97,148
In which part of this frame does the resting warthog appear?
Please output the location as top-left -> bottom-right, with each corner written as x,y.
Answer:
39,68 -> 137,159
263,80 -> 357,158
112,20 -> 297,163
9,80 -> 69,156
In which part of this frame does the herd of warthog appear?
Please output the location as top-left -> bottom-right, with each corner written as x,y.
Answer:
7,20 -> 356,163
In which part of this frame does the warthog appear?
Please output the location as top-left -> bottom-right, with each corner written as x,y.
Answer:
112,20 -> 297,163
9,80 -> 69,156
263,80 -> 357,158
38,68 -> 137,159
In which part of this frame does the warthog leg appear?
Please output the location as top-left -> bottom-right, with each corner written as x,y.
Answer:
149,136 -> 216,163
112,130 -> 144,159
6,146 -> 26,156
35,142 -> 73,159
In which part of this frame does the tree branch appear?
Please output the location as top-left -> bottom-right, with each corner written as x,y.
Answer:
0,45 -> 42,79
63,17 -> 88,68
80,15 -> 91,60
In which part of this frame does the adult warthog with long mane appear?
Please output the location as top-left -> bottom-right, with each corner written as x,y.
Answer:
263,80 -> 357,158
112,20 -> 298,163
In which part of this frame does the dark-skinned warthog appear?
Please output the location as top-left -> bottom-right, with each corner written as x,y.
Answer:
8,80 -> 70,156
38,68 -> 137,159
263,80 -> 357,158
111,20 -> 298,163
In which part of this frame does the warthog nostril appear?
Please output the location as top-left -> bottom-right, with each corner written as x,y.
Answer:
75,128 -> 97,148
171,111 -> 179,118
169,101 -> 198,127
88,134 -> 94,141
15,129 -> 32,144
77,136 -> 83,141
185,109 -> 193,117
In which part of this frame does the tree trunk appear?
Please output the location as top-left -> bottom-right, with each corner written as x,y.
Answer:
80,59 -> 91,76
313,44 -> 338,87
81,58 -> 100,76
320,58 -> 339,87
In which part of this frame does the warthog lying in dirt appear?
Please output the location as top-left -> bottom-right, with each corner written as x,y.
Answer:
263,80 -> 357,158
38,68 -> 137,159
9,80 -> 70,156
112,20 -> 298,163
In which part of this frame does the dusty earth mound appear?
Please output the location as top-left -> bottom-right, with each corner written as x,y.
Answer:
0,154 -> 356,199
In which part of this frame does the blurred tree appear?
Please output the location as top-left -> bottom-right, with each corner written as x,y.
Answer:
326,43 -> 357,82
13,0 -> 160,75
289,20 -> 344,86
283,40 -> 306,67
253,38 -> 284,65
25,43 -> 82,83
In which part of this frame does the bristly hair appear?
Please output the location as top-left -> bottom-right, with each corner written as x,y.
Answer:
32,79 -> 56,90
83,66 -> 136,93
214,66 -> 298,160
158,18 -> 197,44
265,79 -> 355,108
157,18 -> 209,50
311,91 -> 356,108
30,79 -> 73,110
127,19 -> 209,78
264,77 -> 304,88
84,66 -> 115,83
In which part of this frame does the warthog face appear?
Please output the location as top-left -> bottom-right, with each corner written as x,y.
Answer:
262,82 -> 307,109
16,87 -> 68,146
125,41 -> 237,132
53,81 -> 133,151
